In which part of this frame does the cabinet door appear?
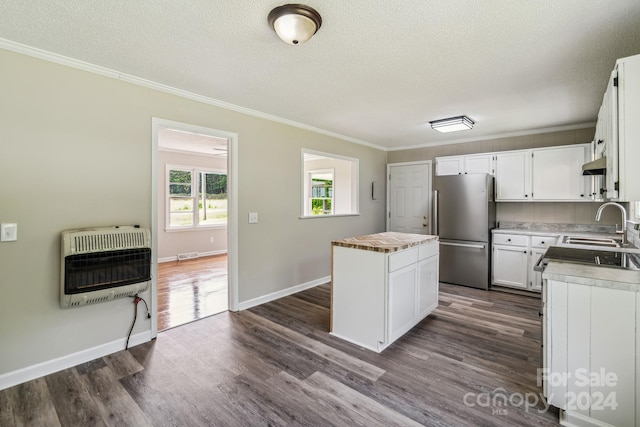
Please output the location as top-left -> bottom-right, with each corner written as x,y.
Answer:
589,286 -> 635,426
435,156 -> 464,176
464,153 -> 495,175
388,263 -> 418,344
603,69 -> 619,200
495,151 -> 531,200
492,245 -> 528,288
531,145 -> 591,200
529,248 -> 547,292
417,255 -> 439,318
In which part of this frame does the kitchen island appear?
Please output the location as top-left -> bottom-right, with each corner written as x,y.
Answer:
542,257 -> 640,427
331,232 -> 439,352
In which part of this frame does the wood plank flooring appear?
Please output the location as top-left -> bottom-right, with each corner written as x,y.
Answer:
157,255 -> 228,331
0,283 -> 560,426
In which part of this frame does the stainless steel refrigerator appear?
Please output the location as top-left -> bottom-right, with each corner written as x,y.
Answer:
433,174 -> 495,290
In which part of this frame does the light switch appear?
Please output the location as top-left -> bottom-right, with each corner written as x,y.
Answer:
1,223 -> 18,242
248,212 -> 258,224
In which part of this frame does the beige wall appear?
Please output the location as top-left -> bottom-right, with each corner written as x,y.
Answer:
387,129 -> 622,226
157,150 -> 228,260
0,48 -> 387,378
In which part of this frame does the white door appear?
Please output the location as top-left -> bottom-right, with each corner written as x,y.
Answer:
387,162 -> 432,234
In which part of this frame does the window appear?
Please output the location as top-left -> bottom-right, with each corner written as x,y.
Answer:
309,169 -> 334,215
301,150 -> 358,217
167,166 -> 227,229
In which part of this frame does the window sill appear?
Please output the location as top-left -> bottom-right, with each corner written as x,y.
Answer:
299,213 -> 360,219
165,225 -> 228,232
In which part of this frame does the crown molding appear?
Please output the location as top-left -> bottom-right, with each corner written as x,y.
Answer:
0,38 -> 385,152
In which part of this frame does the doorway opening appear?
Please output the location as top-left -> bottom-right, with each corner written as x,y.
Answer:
151,119 -> 238,334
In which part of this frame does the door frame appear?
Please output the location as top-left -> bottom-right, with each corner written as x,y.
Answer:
386,160 -> 433,234
151,118 -> 239,338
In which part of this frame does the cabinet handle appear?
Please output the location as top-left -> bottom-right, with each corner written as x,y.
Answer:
597,139 -> 604,145
523,250 -> 527,254
507,238 -> 511,242
525,194 -> 528,198
580,194 -> 584,197
541,241 -> 545,244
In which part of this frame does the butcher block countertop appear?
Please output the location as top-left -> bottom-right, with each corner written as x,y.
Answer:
332,232 -> 438,253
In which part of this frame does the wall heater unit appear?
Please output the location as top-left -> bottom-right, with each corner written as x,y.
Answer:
60,226 -> 151,308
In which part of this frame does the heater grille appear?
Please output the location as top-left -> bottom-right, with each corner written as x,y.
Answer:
70,230 -> 149,255
60,226 -> 151,308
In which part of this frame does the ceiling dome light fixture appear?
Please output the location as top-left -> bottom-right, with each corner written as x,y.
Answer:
429,116 -> 475,133
268,4 -> 322,45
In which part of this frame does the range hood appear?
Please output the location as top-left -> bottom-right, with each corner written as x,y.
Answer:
582,157 -> 606,176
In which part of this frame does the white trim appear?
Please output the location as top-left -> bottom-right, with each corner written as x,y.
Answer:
387,122 -> 597,151
158,249 -> 228,263
301,149 -> 360,218
0,331 -> 152,391
0,38 -> 383,152
152,118 -> 239,329
236,276 -> 330,311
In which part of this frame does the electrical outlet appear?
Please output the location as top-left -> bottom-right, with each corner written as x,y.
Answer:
248,212 -> 258,224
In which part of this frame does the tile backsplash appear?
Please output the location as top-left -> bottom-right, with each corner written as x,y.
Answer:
496,202 -> 628,227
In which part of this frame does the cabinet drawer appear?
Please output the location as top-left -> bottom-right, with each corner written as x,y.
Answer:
493,234 -> 528,246
389,247 -> 419,272
531,236 -> 557,248
419,241 -> 439,260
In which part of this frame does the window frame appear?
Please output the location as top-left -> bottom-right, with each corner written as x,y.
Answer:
300,149 -> 359,218
166,164 -> 228,231
308,168 -> 335,216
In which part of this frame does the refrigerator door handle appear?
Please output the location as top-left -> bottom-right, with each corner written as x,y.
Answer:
439,241 -> 486,249
433,190 -> 439,235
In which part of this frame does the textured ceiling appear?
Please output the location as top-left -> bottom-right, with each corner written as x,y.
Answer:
1,0 -> 640,150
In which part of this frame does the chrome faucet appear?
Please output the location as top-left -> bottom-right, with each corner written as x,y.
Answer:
595,202 -> 627,245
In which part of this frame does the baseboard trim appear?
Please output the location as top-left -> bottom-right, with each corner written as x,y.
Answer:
158,249 -> 227,263
236,276 -> 330,311
0,330 -> 152,391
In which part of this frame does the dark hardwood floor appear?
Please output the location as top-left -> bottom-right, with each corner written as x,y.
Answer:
157,255 -> 228,331
0,283 -> 560,426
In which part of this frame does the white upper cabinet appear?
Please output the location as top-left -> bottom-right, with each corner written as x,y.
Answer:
532,145 -> 591,200
495,150 -> 531,200
464,153 -> 495,175
593,53 -> 640,201
494,144 -> 591,202
435,153 -> 494,176
435,156 -> 464,176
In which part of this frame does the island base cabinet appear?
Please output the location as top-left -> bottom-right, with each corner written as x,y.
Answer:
331,241 -> 439,353
331,246 -> 386,352
544,280 -> 638,427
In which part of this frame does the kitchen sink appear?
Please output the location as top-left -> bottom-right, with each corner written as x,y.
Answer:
562,236 -> 621,248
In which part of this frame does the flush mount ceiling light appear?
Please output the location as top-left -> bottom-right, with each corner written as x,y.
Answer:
429,116 -> 475,133
268,4 -> 322,45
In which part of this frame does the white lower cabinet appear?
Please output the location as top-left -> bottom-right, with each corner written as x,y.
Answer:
492,232 -> 557,292
332,240 -> 439,352
544,280 -> 638,427
492,244 -> 528,289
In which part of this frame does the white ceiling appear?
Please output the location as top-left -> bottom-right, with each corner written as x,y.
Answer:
158,128 -> 228,157
2,1 -> 640,150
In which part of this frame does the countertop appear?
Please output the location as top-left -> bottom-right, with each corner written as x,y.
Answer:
543,261 -> 640,292
332,232 -> 438,253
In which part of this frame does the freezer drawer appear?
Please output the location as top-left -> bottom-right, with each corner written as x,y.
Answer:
439,240 -> 490,290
